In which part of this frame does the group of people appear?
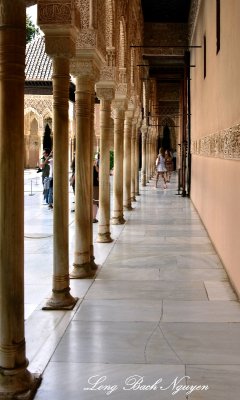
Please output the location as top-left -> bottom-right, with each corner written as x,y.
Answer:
155,148 -> 176,189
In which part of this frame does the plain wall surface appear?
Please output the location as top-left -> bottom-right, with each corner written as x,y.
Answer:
190,0 -> 240,296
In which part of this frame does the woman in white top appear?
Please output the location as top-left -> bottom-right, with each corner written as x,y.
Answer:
155,147 -> 167,189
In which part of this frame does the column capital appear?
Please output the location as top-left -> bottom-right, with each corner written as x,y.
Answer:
70,57 -> 100,81
141,126 -> 148,137
125,109 -> 134,120
112,99 -> 127,112
37,0 -> 80,58
96,85 -> 115,101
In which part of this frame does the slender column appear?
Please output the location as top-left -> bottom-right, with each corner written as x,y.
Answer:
111,102 -> 126,224
0,1 -> 41,397
123,112 -> 133,210
90,84 -> 98,269
131,122 -> 136,201
43,58 -> 77,308
146,137 -> 150,182
70,74 -> 94,278
96,88 -> 114,243
141,129 -> 147,186
135,129 -> 140,196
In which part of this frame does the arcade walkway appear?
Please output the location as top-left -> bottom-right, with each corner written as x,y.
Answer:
24,171 -> 240,400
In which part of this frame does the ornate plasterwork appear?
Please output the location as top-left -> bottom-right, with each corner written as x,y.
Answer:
188,0 -> 202,45
115,83 -> 128,98
191,125 -> 240,160
25,95 -> 53,116
76,0 -> 106,59
100,65 -> 116,81
76,0 -> 89,28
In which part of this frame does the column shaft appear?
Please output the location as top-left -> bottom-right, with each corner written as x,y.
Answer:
141,132 -> 147,186
123,115 -> 133,210
135,133 -> 140,196
97,99 -> 113,243
112,107 -> 125,224
131,124 -> 136,201
45,58 -> 76,308
90,86 -> 98,269
0,1 -> 40,396
70,76 -> 94,277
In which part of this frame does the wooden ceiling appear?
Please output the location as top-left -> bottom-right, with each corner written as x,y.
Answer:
141,0 -> 191,23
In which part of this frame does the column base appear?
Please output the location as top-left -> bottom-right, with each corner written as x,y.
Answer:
131,196 -> 136,202
70,262 -> 96,279
97,232 -> 113,243
90,258 -> 99,271
124,205 -> 133,211
0,367 -> 41,400
111,216 -> 126,225
42,288 -> 78,310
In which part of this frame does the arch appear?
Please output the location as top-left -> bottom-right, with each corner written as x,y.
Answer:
159,116 -> 176,151
30,118 -> 38,135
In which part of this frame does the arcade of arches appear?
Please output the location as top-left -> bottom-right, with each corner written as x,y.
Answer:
0,0 -> 240,398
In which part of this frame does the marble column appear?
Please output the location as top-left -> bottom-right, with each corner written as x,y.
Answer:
146,136 -> 150,182
141,128 -> 147,186
111,101 -> 126,225
44,58 -> 77,309
90,86 -> 98,269
70,71 -> 95,278
0,1 -> 41,397
131,121 -> 137,201
135,129 -> 140,196
96,87 -> 115,243
123,111 -> 133,210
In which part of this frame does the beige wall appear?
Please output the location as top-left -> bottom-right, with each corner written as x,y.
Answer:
190,0 -> 240,296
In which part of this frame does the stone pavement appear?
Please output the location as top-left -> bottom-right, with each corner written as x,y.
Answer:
24,170 -> 240,400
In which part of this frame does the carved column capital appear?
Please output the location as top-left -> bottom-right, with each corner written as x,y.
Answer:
95,86 -> 115,101
112,99 -> 127,112
70,58 -> 100,81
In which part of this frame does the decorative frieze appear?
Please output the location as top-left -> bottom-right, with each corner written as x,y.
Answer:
38,0 -> 80,28
191,125 -> 240,160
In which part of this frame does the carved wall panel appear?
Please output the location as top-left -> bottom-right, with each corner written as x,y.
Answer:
191,124 -> 240,160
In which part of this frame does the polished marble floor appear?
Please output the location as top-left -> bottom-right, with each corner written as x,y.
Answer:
24,170 -> 240,399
